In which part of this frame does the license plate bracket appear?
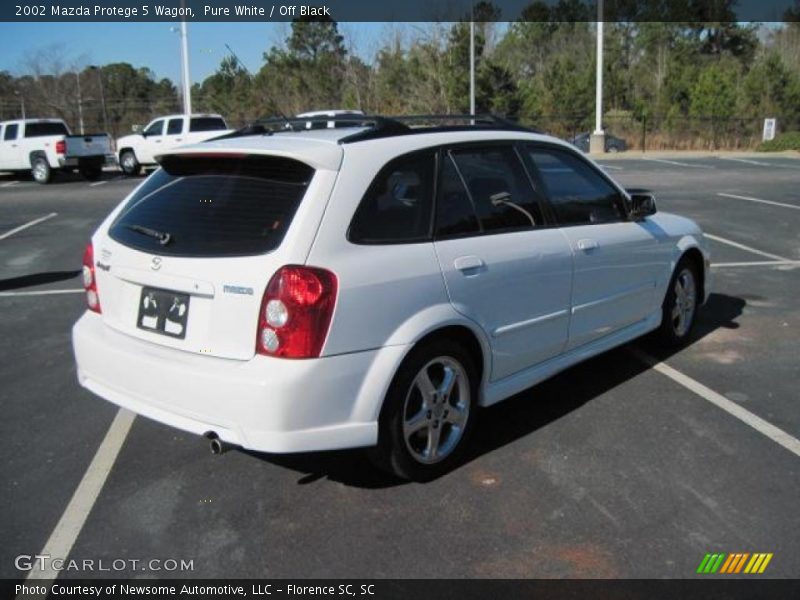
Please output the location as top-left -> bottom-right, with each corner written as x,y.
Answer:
136,287 -> 190,339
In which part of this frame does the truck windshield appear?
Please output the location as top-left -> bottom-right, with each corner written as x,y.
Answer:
25,122 -> 69,137
108,154 -> 314,257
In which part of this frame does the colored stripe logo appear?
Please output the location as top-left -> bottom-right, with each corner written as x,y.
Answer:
697,552 -> 773,574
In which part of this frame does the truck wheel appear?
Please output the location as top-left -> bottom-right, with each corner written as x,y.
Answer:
31,157 -> 52,184
80,167 -> 102,181
120,151 -> 141,176
369,338 -> 479,481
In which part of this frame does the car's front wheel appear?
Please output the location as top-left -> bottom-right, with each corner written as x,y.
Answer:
658,258 -> 699,345
371,339 -> 478,481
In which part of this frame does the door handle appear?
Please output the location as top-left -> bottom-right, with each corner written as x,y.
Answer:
577,238 -> 599,252
454,256 -> 485,272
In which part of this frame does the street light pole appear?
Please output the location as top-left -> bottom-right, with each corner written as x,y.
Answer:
589,0 -> 605,153
76,71 -> 85,135
14,91 -> 26,119
180,6 -> 192,114
89,66 -> 110,134
469,20 -> 475,119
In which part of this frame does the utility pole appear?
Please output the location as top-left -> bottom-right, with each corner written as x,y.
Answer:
180,0 -> 192,115
76,71 -> 85,135
590,0 -> 605,154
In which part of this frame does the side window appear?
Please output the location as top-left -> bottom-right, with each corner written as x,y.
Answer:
526,146 -> 624,225
4,124 -> 19,141
450,146 -> 543,233
166,118 -> 183,135
144,120 -> 164,136
348,151 -> 435,244
435,154 -> 480,239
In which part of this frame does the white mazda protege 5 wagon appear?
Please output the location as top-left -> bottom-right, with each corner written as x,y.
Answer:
72,115 -> 711,480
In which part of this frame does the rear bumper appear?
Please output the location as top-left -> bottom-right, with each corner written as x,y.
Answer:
72,312 -> 405,453
58,155 -> 105,169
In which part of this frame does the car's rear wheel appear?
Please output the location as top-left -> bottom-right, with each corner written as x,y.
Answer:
370,339 -> 478,481
31,156 -> 52,184
658,258 -> 699,345
120,150 -> 141,176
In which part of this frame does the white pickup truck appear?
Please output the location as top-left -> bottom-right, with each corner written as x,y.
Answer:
0,119 -> 112,184
116,113 -> 232,176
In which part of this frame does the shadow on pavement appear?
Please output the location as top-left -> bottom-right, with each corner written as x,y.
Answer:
0,270 -> 81,291
247,293 -> 745,489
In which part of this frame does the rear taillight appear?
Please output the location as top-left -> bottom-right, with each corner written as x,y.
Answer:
256,266 -> 337,359
82,243 -> 101,313
55,140 -> 66,155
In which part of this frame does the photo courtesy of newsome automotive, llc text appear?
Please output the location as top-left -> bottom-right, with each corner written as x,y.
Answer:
1,0 -> 799,598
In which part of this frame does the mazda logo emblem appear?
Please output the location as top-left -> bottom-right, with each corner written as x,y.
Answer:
151,257 -> 162,271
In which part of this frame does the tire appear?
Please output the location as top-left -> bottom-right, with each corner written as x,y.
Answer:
370,338 -> 479,481
119,150 -> 141,176
80,167 -> 102,181
657,258 -> 700,346
31,156 -> 52,184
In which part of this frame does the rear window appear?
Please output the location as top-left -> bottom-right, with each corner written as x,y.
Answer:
109,155 -> 314,257
189,117 -> 227,132
25,122 -> 69,137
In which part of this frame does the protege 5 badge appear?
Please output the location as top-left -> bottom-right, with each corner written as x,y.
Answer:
223,285 -> 254,296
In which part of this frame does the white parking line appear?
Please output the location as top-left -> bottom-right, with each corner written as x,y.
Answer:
704,233 -> 791,262
89,180 -> 108,187
598,164 -> 623,171
0,213 -> 57,241
633,349 -> 800,459
0,289 -> 83,297
643,158 -> 714,169
717,157 -> 774,167
25,409 -> 136,582
712,260 -> 800,268
717,192 -> 800,211
1,180 -> 20,188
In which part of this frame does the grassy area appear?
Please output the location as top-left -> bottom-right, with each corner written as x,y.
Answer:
757,132 -> 800,152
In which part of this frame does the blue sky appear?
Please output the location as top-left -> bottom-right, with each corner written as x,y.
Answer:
0,22 -> 394,83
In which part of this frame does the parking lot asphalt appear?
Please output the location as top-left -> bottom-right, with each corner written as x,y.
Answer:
1,156 -> 798,580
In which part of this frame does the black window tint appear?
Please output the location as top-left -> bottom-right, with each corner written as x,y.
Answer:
109,155 -> 313,257
527,147 -> 624,225
189,117 -> 227,132
166,118 -> 183,135
144,120 -> 163,136
450,146 -> 542,233
24,122 -> 69,137
435,154 -> 480,239
4,124 -> 18,140
349,151 -> 435,244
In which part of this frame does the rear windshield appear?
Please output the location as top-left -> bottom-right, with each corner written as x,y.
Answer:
108,154 -> 314,257
189,117 -> 227,132
25,122 -> 68,137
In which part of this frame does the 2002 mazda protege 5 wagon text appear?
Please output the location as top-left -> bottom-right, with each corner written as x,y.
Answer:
72,115 -> 711,480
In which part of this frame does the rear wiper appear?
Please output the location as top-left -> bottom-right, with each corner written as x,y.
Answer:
125,224 -> 172,246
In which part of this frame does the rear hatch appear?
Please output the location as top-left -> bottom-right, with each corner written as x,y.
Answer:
94,152 -> 324,360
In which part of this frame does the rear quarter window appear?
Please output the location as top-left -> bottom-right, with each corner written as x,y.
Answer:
25,122 -> 69,137
109,154 -> 314,257
189,118 -> 227,132
348,150 -> 436,244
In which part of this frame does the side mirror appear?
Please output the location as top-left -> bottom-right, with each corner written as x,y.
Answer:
629,193 -> 657,220
131,124 -> 142,134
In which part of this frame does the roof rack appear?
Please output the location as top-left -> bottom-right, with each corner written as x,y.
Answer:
209,113 -> 539,144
